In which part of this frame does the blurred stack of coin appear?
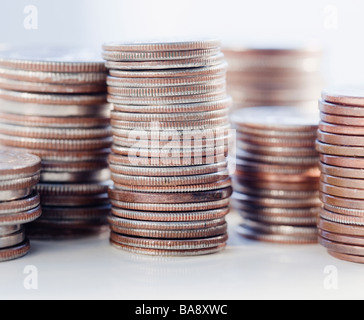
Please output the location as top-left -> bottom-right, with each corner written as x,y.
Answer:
223,47 -> 323,112
103,40 -> 233,256
231,106 -> 321,244
317,87 -> 364,264
0,150 -> 41,261
0,47 -> 112,239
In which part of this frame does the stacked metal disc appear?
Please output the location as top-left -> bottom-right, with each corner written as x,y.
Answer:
317,87 -> 364,264
231,106 -> 321,244
0,150 -> 41,261
0,47 -> 112,239
223,48 -> 323,112
102,40 -> 233,256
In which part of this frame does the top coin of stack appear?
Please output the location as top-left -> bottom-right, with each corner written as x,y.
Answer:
231,106 -> 321,244
223,47 -> 323,111
0,46 -> 112,239
317,87 -> 364,264
103,40 -> 233,256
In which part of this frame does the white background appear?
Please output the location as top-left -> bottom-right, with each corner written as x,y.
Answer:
1,0 -> 364,300
1,0 -> 364,86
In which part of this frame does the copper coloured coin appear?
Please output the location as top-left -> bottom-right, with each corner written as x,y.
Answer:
0,46 -> 106,73
0,124 -> 111,140
110,223 -> 227,239
319,229 -> 364,246
110,198 -> 230,212
0,190 -> 40,215
114,178 -> 232,193
103,48 -> 220,62
232,192 -> 321,209
108,186 -> 232,204
238,211 -> 317,226
320,112 -> 364,127
105,54 -> 224,71
318,130 -> 364,146
108,215 -> 226,231
327,250 -> 364,264
237,225 -> 318,245
316,141 -> 364,157
321,174 -> 364,190
320,193 -> 364,210
0,240 -> 30,262
319,121 -> 364,136
238,133 -> 316,148
233,176 -> 319,190
0,78 -> 106,94
324,203 -> 364,218
322,87 -> 364,107
0,113 -> 110,128
319,218 -> 364,237
319,237 -> 364,257
0,205 -> 42,226
111,207 -> 230,222
0,67 -> 107,84
103,39 -> 221,52
0,149 -> 41,180
320,181 -> 364,200
110,240 -> 226,256
231,106 -> 319,132
319,100 -> 364,117
235,126 -> 317,139
320,154 -> 364,169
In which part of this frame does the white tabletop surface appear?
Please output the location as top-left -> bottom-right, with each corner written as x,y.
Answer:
0,211 -> 363,300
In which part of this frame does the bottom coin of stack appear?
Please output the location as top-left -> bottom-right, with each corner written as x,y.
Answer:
231,106 -> 321,244
0,150 -> 41,261
317,88 -> 364,264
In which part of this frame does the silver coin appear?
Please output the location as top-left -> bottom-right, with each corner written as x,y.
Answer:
0,225 -> 21,236
40,169 -> 111,183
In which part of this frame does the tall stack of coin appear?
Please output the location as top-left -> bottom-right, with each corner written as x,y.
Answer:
0,150 -> 41,261
231,107 -> 321,244
0,47 -> 112,238
317,88 -> 364,263
103,40 -> 232,256
223,48 -> 323,111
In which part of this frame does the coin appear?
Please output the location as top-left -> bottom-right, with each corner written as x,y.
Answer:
320,181 -> 364,200
319,237 -> 364,256
0,77 -> 106,94
110,240 -> 226,256
0,225 -> 21,236
319,229 -> 364,246
327,250 -> 364,264
36,181 -> 110,196
322,86 -> 364,107
40,205 -> 110,221
108,215 -> 226,231
0,240 -> 30,262
320,112 -> 364,127
321,174 -> 364,190
0,205 -> 41,226
319,100 -> 364,117
318,130 -> 364,147
320,209 -> 364,226
40,193 -> 109,207
0,88 -> 107,105
316,141 -> 364,157
320,154 -> 364,169
40,169 -> 110,183
0,46 -> 106,73
111,207 -> 230,222
320,193 -> 364,210
0,229 -> 25,248
110,232 -> 228,250
237,225 -> 318,244
0,149 -> 41,180
0,190 -> 39,215
238,211 -> 317,226
319,218 -> 364,237
0,67 -> 107,84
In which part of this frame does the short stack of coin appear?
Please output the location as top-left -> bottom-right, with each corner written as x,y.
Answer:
103,40 -> 232,256
223,48 -> 323,112
0,150 -> 41,261
231,106 -> 321,244
0,47 -> 112,238
317,87 -> 364,263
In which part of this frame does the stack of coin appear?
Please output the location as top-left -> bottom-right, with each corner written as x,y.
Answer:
0,47 -> 112,238
103,40 -> 233,256
317,87 -> 364,263
231,106 -> 321,244
223,48 -> 323,111
0,150 -> 41,261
